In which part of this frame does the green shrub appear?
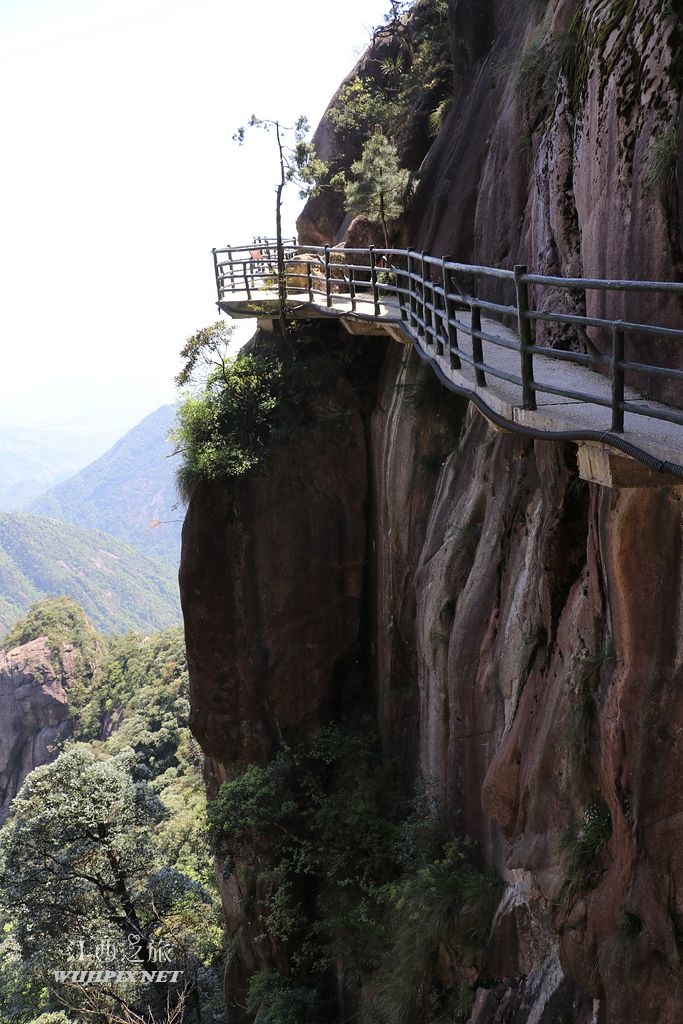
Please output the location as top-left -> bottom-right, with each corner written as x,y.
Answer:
208,755 -> 298,857
327,0 -> 451,158
567,645 -> 611,777
210,723 -> 505,1020
376,840 -> 504,1023
559,803 -> 611,904
173,352 -> 285,498
428,98 -> 452,137
26,1015 -> 72,1024
247,969 -> 324,1024
172,321 -> 367,499
645,122 -> 678,193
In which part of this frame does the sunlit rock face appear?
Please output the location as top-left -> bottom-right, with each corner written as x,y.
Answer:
300,0 -> 682,400
415,0 -> 683,403
0,638 -> 71,823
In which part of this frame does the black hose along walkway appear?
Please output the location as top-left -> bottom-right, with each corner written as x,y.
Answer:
212,242 -> 683,482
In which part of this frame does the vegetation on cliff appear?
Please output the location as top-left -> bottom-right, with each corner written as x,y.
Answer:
321,0 -> 451,243
173,332 -> 308,499
209,722 -> 504,1024
343,132 -> 411,247
172,320 -> 383,499
328,0 -> 451,164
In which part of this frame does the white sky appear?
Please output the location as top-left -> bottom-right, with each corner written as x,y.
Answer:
0,0 -> 390,440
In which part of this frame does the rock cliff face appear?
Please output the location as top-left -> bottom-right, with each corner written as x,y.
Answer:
0,638 -> 71,823
180,2 -> 683,1022
370,361 -> 683,1023
180,350 -> 369,777
408,0 -> 683,400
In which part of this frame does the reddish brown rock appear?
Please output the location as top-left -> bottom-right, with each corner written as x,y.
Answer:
0,637 -> 71,822
366,342 -> 683,1021
179,340 -> 371,1020
180,349 -> 368,773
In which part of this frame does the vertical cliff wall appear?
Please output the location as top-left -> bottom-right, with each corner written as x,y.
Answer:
367,347 -> 683,1023
180,2 -> 683,1021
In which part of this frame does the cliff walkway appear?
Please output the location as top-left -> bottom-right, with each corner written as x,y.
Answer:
212,241 -> 683,486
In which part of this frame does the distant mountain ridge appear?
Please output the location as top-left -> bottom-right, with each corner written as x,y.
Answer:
30,405 -> 184,565
0,512 -> 181,635
0,423 -> 115,510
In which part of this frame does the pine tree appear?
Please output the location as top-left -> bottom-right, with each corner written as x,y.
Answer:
344,132 -> 410,247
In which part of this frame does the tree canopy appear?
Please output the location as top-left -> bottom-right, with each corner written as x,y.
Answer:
0,746 -> 219,1024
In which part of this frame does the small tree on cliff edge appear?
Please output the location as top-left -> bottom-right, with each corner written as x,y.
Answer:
343,131 -> 410,248
234,116 -> 327,339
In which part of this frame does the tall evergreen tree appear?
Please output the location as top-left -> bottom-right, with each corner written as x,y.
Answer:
344,133 -> 410,247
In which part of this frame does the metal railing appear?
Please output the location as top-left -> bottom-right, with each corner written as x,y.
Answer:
212,242 -> 683,440
213,239 -> 298,300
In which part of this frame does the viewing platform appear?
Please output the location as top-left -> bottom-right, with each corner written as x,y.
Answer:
212,241 -> 683,487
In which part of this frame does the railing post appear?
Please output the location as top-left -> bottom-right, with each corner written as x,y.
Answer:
435,266 -> 445,356
421,251 -> 429,343
398,254 -> 408,321
324,245 -> 332,308
225,244 -> 234,290
442,257 -> 461,370
349,266 -> 357,312
471,303 -> 486,386
611,324 -> 625,432
430,267 -> 440,355
514,264 -> 537,411
408,250 -> 417,333
212,248 -> 221,303
306,260 -> 313,303
243,260 -> 251,301
369,246 -> 380,316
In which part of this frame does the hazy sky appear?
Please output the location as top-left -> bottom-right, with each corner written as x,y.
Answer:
0,0 -> 390,440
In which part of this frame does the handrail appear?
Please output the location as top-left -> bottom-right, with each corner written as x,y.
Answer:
211,241 -> 683,473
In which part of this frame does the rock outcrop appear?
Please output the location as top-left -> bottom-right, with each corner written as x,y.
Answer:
0,638 -> 71,822
180,348 -> 370,777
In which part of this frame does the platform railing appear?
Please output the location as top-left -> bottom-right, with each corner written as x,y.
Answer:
212,242 -> 683,434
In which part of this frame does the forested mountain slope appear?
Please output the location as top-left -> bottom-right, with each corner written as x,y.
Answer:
31,405 -> 183,564
0,511 -> 181,634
